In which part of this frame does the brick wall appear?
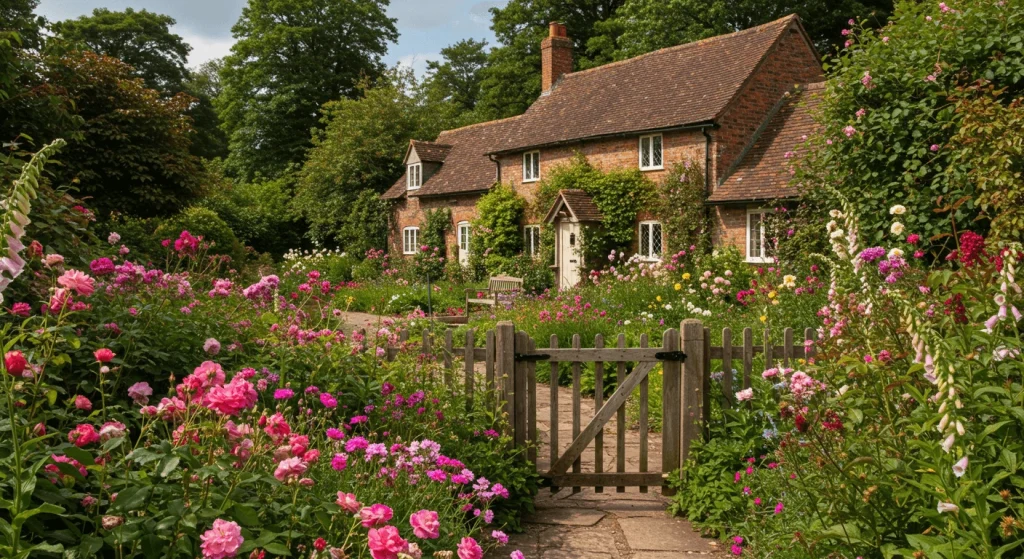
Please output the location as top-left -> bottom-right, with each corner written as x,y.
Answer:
390,193 -> 480,258
712,206 -> 749,256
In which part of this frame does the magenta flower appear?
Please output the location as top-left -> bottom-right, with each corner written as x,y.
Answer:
360,504 -> 394,528
457,537 -> 483,559
200,519 -> 243,559
410,509 -> 440,539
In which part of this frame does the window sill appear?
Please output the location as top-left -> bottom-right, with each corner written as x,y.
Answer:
639,166 -> 664,172
746,257 -> 775,264
402,252 -> 416,256
522,178 -> 539,183
407,186 -> 421,191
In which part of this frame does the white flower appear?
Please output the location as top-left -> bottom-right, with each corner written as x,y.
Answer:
826,220 -> 838,232
735,388 -> 754,402
888,248 -> 904,259
623,320 -> 631,325
952,456 -> 968,478
830,230 -> 845,240
107,232 -> 121,245
829,209 -> 843,218
890,222 -> 905,235
937,502 -> 959,514
889,205 -> 906,215
837,385 -> 850,396
941,434 -> 956,453
782,275 -> 796,288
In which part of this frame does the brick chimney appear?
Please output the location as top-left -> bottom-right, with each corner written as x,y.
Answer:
541,22 -> 572,93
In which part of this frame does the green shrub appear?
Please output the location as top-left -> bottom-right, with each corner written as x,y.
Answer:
470,183 -> 525,278
153,206 -> 245,263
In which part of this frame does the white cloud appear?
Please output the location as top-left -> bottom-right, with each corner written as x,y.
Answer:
395,52 -> 440,79
178,30 -> 235,68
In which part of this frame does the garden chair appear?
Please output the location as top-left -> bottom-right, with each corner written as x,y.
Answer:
465,275 -> 524,315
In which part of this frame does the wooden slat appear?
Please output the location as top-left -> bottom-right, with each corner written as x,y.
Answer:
527,336 -> 537,466
549,361 -> 658,476
805,328 -> 816,360
536,348 -> 665,362
702,327 -> 712,440
444,329 -> 454,386
545,472 -> 664,488
708,345 -> 809,359
639,333 -> 649,494
764,327 -> 773,371
485,330 -> 496,397
514,331 -> 529,455
721,328 -> 733,408
616,333 -> 627,493
495,323 -> 515,425
661,328 -> 681,496
742,328 -> 753,390
549,335 -> 559,493
399,330 -> 410,343
680,320 -> 703,466
593,334 -> 604,493
783,327 -> 793,368
464,329 -> 475,411
571,334 -> 582,493
358,329 -> 367,354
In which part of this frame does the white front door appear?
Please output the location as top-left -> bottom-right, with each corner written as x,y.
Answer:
557,221 -> 581,289
457,222 -> 470,266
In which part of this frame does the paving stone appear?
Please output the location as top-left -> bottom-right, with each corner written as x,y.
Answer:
527,508 -> 606,526
617,518 -> 717,552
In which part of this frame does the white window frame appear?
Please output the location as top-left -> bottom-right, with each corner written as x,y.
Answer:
639,134 -> 664,171
457,221 -> 470,264
523,151 -> 540,182
638,220 -> 663,261
524,225 -> 541,257
402,227 -> 419,255
746,209 -> 774,264
407,163 -> 422,190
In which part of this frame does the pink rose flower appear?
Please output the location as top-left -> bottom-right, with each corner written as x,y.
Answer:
127,382 -> 152,405
457,536 -> 483,559
409,509 -> 440,539
273,457 -> 307,483
99,421 -> 127,441
93,348 -> 115,363
336,492 -> 361,513
74,395 -> 92,411
57,269 -> 95,296
367,526 -> 408,559
360,504 -> 394,528
200,519 -> 244,559
204,377 -> 258,416
68,424 -> 99,447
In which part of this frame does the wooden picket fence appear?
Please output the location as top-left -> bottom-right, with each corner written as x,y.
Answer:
375,319 -> 816,493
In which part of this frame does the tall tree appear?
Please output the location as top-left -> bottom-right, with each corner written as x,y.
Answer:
217,0 -> 398,181
51,8 -> 191,92
182,59 -> 229,159
45,51 -> 201,218
476,0 -> 626,119
591,0 -> 893,62
423,39 -> 489,112
0,0 -> 44,50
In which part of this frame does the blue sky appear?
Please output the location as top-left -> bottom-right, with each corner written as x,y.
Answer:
36,0 -> 508,75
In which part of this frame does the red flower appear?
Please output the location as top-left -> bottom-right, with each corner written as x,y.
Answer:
94,348 -> 115,363
314,538 -> 327,551
794,414 -> 809,433
4,350 -> 26,376
958,231 -> 986,267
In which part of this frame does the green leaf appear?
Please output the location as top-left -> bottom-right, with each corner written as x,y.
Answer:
157,455 -> 180,478
230,504 -> 261,527
112,486 -> 151,512
262,542 -> 291,556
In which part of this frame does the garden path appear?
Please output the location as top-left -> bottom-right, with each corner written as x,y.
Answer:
487,385 -> 726,559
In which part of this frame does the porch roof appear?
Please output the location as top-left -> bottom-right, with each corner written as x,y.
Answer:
543,189 -> 603,224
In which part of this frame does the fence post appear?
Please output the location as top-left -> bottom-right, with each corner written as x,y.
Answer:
661,328 -> 681,496
513,331 -> 529,456
680,319 -> 704,466
495,322 -> 515,433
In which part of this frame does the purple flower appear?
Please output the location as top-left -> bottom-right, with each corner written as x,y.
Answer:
857,247 -> 887,262
273,388 -> 294,400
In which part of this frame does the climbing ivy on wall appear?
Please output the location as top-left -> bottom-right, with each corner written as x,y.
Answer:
655,160 -> 710,257
415,208 -> 451,278
470,183 -> 525,278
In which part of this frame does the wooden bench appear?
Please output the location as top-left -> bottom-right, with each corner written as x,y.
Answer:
465,276 -> 524,313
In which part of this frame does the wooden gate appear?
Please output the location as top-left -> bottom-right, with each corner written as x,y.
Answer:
385,318 -> 816,494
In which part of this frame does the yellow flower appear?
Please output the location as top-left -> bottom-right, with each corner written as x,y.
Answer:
682,273 -> 691,280
760,315 -> 767,323
674,283 -> 682,291
768,291 -> 777,299
656,296 -> 662,302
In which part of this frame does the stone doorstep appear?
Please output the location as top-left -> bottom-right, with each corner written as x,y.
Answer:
527,508 -> 607,527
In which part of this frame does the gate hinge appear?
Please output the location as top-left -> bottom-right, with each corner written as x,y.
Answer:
514,353 -> 550,362
654,351 -> 687,362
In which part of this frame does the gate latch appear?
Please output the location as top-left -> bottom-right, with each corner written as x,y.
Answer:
514,353 -> 550,362
654,351 -> 687,362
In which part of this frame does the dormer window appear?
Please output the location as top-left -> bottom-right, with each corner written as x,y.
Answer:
639,134 -> 663,170
523,151 -> 540,182
407,163 -> 422,190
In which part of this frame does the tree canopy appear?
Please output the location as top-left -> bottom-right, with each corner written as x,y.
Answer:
423,39 -> 489,113
217,0 -> 398,181
51,8 -> 191,92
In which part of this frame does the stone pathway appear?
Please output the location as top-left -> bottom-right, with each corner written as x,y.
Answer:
489,385 -> 725,558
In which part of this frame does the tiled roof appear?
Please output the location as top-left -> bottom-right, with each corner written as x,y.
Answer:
708,82 -> 824,204
489,15 -> 803,154
410,140 -> 452,163
382,116 -> 521,200
543,189 -> 603,223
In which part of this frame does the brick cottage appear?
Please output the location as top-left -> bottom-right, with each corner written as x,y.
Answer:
383,14 -> 825,289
